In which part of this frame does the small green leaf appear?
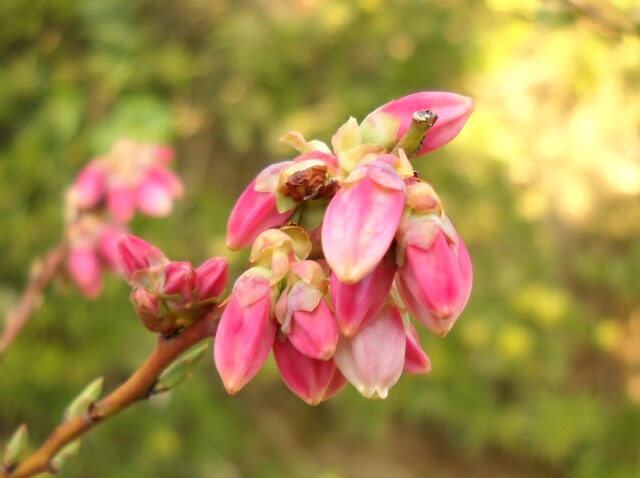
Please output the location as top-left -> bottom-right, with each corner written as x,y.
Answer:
3,423 -> 28,470
49,440 -> 81,473
153,342 -> 209,394
64,377 -> 104,422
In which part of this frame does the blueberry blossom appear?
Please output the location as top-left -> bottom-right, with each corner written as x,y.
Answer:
218,91 -> 474,400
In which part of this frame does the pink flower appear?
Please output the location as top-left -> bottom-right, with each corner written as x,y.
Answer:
68,246 -> 103,299
226,162 -> 297,250
396,215 -> 472,337
330,257 -> 396,337
333,304 -> 406,399
273,338 -> 346,405
322,160 -> 406,284
361,91 -> 474,157
213,269 -> 277,394
280,282 -> 339,360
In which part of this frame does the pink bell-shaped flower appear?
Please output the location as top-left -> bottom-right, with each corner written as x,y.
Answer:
322,160 -> 406,284
273,338 -> 346,405
360,91 -> 474,158
280,281 -> 339,360
213,268 -> 277,394
330,257 -> 395,337
226,162 -> 297,250
396,214 -> 472,337
333,304 -> 406,399
68,245 -> 103,299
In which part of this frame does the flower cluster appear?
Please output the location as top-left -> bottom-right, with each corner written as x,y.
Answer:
117,235 -> 228,335
216,92 -> 474,402
64,139 -> 183,298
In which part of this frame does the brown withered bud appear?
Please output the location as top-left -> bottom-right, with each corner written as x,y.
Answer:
278,165 -> 341,201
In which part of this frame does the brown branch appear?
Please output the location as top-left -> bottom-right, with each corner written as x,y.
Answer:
0,242 -> 68,359
2,308 -> 222,478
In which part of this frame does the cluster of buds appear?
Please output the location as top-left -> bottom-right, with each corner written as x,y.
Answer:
216,92 -> 474,402
64,139 -> 183,298
117,236 -> 228,335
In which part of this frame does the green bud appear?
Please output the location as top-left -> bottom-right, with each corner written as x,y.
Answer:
153,342 -> 209,394
3,423 -> 28,470
49,440 -> 81,473
64,377 -> 104,422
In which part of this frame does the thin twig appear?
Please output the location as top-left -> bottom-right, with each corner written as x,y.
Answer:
1,308 -> 222,478
0,242 -> 68,360
561,0 -> 638,37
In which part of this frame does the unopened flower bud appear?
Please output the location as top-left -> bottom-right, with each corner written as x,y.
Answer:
162,261 -> 198,303
196,257 -> 228,301
118,235 -> 167,282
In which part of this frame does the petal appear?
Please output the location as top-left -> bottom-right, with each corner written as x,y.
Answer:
361,92 -> 474,157
334,304 -> 406,399
273,339 -> 345,405
226,179 -> 294,250
68,246 -> 103,299
403,322 -> 432,375
288,297 -> 339,360
72,162 -> 107,209
322,162 -> 405,284
330,257 -> 395,337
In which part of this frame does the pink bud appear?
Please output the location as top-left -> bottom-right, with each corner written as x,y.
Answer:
72,163 -> 107,209
322,161 -> 406,284
136,167 -> 183,217
117,235 -> 167,282
273,338 -> 347,405
403,322 -> 432,375
196,257 -> 228,301
107,185 -> 136,223
68,246 -> 103,299
226,178 -> 294,250
330,257 -> 395,337
286,291 -> 339,360
131,287 -> 167,333
213,271 -> 277,394
397,220 -> 472,337
163,261 -> 198,303
333,304 -> 406,399
361,92 -> 474,157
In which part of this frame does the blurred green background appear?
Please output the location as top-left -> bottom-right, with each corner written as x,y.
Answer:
1,0 -> 639,476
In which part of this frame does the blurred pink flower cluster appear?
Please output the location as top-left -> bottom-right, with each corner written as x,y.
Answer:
217,92 -> 474,403
117,235 -> 228,335
64,139 -> 183,298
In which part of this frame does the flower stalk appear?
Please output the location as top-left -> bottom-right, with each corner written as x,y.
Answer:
1,307 -> 222,478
